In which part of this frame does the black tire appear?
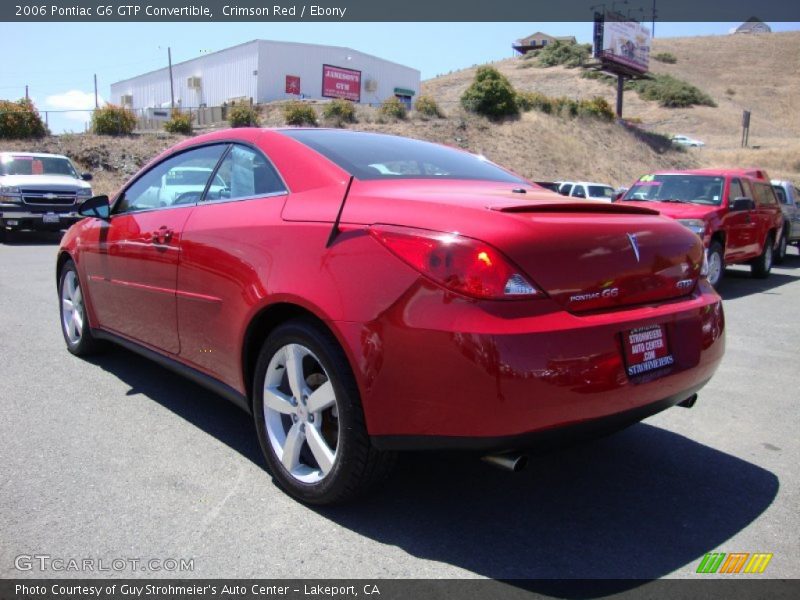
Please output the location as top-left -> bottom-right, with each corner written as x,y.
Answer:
0,223 -> 7,244
253,319 -> 396,505
751,233 -> 774,279
706,240 -> 725,288
774,227 -> 788,265
58,260 -> 104,356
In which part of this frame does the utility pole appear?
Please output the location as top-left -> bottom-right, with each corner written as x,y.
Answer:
25,85 -> 29,101
168,47 -> 176,109
93,74 -> 99,108
652,0 -> 656,37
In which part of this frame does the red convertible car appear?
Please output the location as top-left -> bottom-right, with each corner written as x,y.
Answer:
57,128 -> 725,504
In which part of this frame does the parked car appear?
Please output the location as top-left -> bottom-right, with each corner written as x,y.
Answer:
671,135 -> 705,148
534,181 -> 561,193
0,152 -> 93,241
619,169 -> 784,286
771,180 -> 800,263
556,181 -> 574,196
57,129 -> 725,505
566,182 -> 616,202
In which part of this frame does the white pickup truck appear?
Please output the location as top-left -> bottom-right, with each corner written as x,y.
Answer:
0,152 -> 93,241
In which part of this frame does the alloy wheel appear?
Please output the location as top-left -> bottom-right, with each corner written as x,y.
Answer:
61,270 -> 84,345
707,250 -> 722,287
263,343 -> 339,484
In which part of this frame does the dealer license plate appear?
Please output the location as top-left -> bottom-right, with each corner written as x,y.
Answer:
42,213 -> 60,224
622,324 -> 674,377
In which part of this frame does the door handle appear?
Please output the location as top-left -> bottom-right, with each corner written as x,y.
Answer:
152,226 -> 173,244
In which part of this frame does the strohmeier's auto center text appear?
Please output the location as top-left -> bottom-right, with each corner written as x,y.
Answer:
15,584 -> 377,597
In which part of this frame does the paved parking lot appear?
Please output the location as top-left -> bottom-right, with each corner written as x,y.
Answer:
1,233 -> 798,583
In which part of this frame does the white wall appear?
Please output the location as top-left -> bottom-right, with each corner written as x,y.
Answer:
111,40 -> 420,110
111,41 -> 259,109
256,41 -> 420,105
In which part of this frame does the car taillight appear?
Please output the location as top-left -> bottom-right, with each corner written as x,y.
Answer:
370,225 -> 541,300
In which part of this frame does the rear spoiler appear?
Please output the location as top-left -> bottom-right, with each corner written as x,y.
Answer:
491,202 -> 660,216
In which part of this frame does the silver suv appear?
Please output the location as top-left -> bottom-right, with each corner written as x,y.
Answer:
771,180 -> 800,263
0,152 -> 93,241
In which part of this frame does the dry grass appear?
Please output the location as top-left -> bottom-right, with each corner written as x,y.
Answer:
3,31 -> 796,195
424,31 -> 800,181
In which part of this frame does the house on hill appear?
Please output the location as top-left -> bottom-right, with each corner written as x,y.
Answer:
730,18 -> 772,34
513,32 -> 577,55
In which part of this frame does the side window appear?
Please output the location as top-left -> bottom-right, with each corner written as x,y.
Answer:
572,185 -> 586,198
772,186 -> 787,205
207,144 -> 285,202
752,183 -> 776,207
559,184 -> 572,196
728,179 -> 745,202
740,179 -> 754,201
115,145 -> 227,214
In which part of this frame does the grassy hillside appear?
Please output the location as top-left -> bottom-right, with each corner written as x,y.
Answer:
3,31 -> 796,195
424,30 -> 800,181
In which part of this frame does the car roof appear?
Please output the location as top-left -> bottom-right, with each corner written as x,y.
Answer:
573,181 -> 614,187
0,151 -> 71,160
646,168 -> 770,180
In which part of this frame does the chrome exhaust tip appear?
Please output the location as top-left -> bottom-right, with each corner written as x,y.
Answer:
678,394 -> 698,408
481,452 -> 528,473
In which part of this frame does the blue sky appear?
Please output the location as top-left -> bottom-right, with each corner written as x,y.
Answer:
2,21 -> 797,133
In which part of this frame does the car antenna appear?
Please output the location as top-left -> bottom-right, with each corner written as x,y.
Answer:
326,175 -> 355,248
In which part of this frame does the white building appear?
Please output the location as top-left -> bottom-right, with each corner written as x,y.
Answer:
110,40 -> 421,111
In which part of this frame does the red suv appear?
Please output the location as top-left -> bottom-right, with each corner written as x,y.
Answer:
619,169 -> 784,287
57,129 -> 725,505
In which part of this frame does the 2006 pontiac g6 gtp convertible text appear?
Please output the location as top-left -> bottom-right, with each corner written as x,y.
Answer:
56,128 -> 725,504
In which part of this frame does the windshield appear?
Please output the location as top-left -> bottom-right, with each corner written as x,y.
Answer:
0,155 -> 79,178
623,174 -> 725,206
281,129 -> 525,183
588,185 -> 614,199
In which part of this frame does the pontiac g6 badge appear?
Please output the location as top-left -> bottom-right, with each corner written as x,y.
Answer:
627,233 -> 641,262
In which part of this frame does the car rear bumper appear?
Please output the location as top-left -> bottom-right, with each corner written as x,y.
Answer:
335,280 -> 725,447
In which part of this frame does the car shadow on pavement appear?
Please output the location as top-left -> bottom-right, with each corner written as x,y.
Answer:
0,230 -> 64,246
88,347 -> 779,596
717,264 -> 800,301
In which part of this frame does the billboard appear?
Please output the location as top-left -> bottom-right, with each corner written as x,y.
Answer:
596,12 -> 651,74
322,64 -> 361,102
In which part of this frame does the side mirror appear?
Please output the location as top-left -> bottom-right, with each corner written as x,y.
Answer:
78,195 -> 111,220
731,197 -> 755,212
81,172 -> 93,181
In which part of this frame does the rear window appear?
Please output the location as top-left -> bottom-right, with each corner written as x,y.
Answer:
588,185 -> 614,199
753,182 -> 778,206
772,185 -> 788,205
280,129 -> 524,184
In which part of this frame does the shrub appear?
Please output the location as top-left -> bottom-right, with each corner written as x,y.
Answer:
577,96 -> 615,121
0,98 -> 48,139
552,96 -> 579,118
631,74 -> 716,108
725,88 -> 736,96
653,52 -> 677,64
91,104 -> 137,135
228,104 -> 260,127
516,91 -> 553,114
283,101 -> 317,126
379,97 -> 407,120
536,41 -> 592,68
414,95 -> 444,118
322,99 -> 356,125
460,66 -> 519,119
163,110 -> 192,134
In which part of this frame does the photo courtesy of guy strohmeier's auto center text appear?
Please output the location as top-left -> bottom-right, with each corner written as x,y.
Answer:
1,1 -> 798,600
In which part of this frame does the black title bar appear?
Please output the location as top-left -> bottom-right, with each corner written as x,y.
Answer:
2,0 -> 800,22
